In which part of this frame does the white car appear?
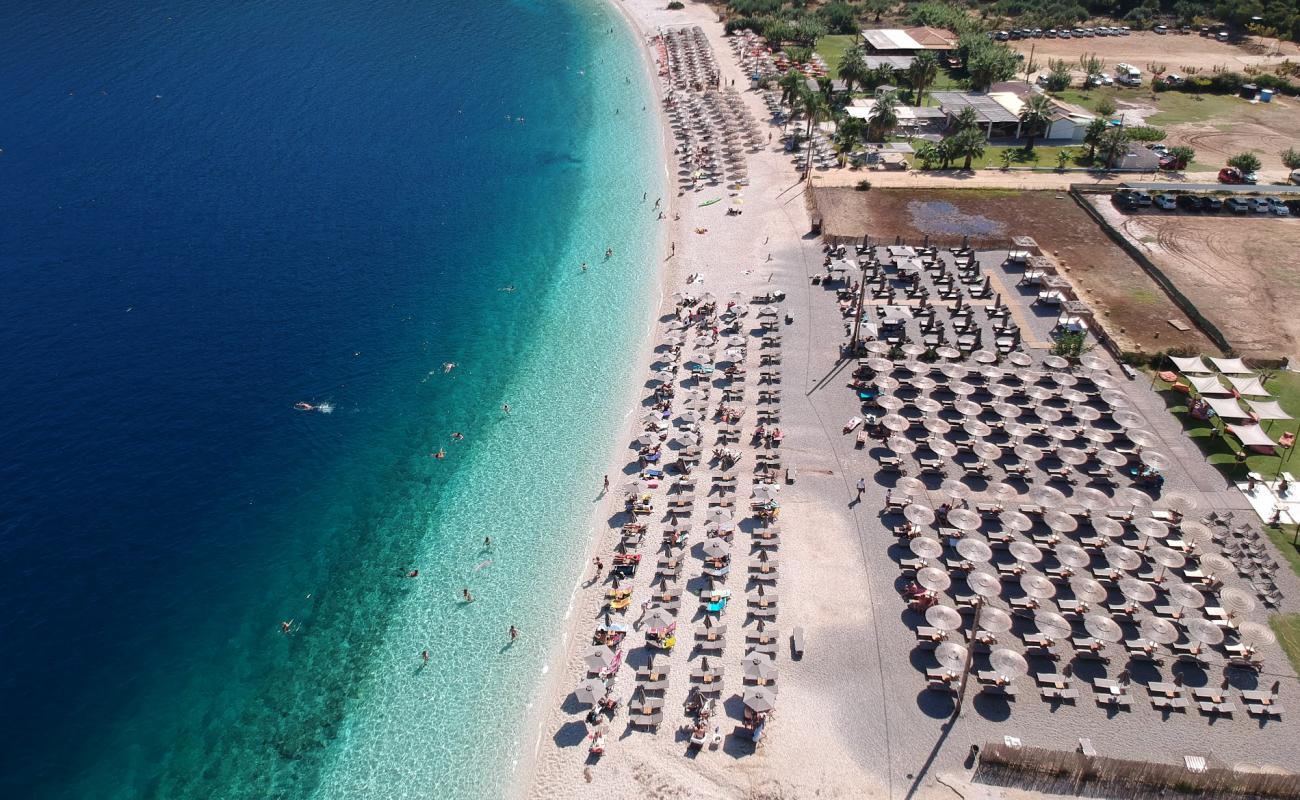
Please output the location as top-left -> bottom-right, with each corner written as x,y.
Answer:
1153,194 -> 1177,210
1290,169 -> 1300,185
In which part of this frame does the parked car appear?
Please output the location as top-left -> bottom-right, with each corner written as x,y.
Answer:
1130,190 -> 1153,207
1217,31 -> 1230,42
1154,25 -> 1169,34
1176,194 -> 1202,210
1164,74 -> 1185,85
1112,190 -> 1140,210
1218,167 -> 1252,184
1046,29 -> 1058,38
1268,198 -> 1290,216
1159,154 -> 1189,170
1153,193 -> 1178,210
1250,197 -> 1271,213
1226,197 -> 1251,213
1289,168 -> 1300,184
1202,196 -> 1224,211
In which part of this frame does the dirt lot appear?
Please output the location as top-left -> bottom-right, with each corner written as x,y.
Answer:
813,187 -> 1218,355
1092,198 -> 1300,362
1011,31 -> 1299,74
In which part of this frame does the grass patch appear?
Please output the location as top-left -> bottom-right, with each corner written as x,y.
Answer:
1271,613 -> 1300,677
814,35 -> 856,75
1264,524 -> 1300,578
975,145 -> 1094,170
1147,93 -> 1245,126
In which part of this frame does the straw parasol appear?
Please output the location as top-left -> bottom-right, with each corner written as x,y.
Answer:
924,417 -> 952,436
1045,426 -> 1076,444
1105,545 -> 1142,571
1200,553 -> 1234,577
902,343 -> 927,357
951,382 -> 978,397
1081,427 -> 1113,445
1084,614 -> 1123,642
1149,546 -> 1186,571
866,357 -> 894,373
986,482 -> 1019,502
957,538 -> 993,563
905,504 -> 937,526
1220,587 -> 1257,616
875,376 -> 901,393
913,375 -> 937,392
1071,577 -> 1108,604
1113,410 -> 1145,429
1003,421 -> 1032,440
1080,354 -> 1108,371
1186,618 -> 1225,646
1179,521 -> 1213,548
911,537 -> 945,561
980,365 -> 1006,382
1034,609 -> 1073,638
1119,577 -> 1156,603
1021,573 -> 1057,599
1051,372 -> 1078,387
1035,406 -> 1064,424
1116,487 -> 1153,512
888,436 -> 918,455
929,440 -> 959,458
935,346 -> 961,360
940,363 -> 969,380
1045,510 -> 1079,534
1010,541 -> 1044,564
881,414 -> 910,433
935,641 -> 969,670
955,399 -> 983,418
1073,405 -> 1102,423
1057,447 -> 1088,466
926,604 -> 964,632
895,476 -> 927,495
575,677 -> 607,706
990,384 -> 1016,399
1159,491 -> 1199,515
1072,487 -> 1110,511
1140,451 -> 1171,471
947,508 -> 982,532
1056,543 -> 1091,568
742,652 -> 778,681
1126,429 -> 1160,448
1014,443 -> 1043,462
941,479 -> 970,499
1031,485 -> 1067,506
1002,511 -> 1034,532
916,397 -> 943,415
1167,582 -> 1204,610
1134,517 -> 1169,542
967,569 -> 1002,598
743,685 -> 777,712
990,648 -> 1029,677
1060,388 -> 1088,404
864,340 -> 892,355
1008,351 -> 1034,367
1097,449 -> 1128,467
972,349 -> 998,364
1140,616 -> 1179,644
974,441 -> 1003,461
1100,389 -> 1130,408
995,402 -> 1022,420
1092,516 -> 1126,539
877,395 -> 906,412
979,606 -> 1014,633
918,566 -> 953,593
965,420 -> 994,438
1238,621 -> 1276,648
1043,354 -> 1070,370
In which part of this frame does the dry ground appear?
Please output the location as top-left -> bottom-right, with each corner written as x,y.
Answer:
1011,31 -> 1300,74
1092,198 -> 1300,362
813,187 -> 1218,356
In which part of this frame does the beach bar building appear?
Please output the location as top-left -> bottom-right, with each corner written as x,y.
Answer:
931,85 -> 1095,142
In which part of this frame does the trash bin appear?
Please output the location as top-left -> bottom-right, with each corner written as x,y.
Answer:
1260,88 -> 1274,103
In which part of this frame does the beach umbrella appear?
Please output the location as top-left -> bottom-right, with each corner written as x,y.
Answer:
1116,487 -> 1153,512
967,570 -> 1002,598
1056,543 -> 1091,569
1003,421 -> 1032,440
987,482 -> 1019,503
947,508 -> 982,532
1080,354 -> 1108,371
1091,516 -> 1125,539
1200,553 -> 1234,577
1140,451 -> 1171,471
905,504 -> 937,526
990,648 -> 1029,677
955,400 -> 983,418
1097,449 -> 1127,467
911,537 -> 945,561
623,479 -> 653,495
924,417 -> 952,436
935,641 -> 969,671
888,436 -> 918,455
1187,618 -> 1225,646
926,604 -> 963,632
1035,407 -> 1064,424
957,538 -> 993,563
864,341 -> 892,355
994,402 -> 1022,420
752,484 -> 780,502
1084,614 -> 1123,642
1002,511 -> 1034,532
1021,573 -> 1056,600
702,537 -> 730,558
1159,492 -> 1199,516
583,645 -> 616,671
1010,541 -> 1043,564
1082,427 -> 1112,444
974,441 -> 1003,461
951,382 -> 977,397
671,432 -> 699,447
1071,487 -> 1110,511
635,432 -> 659,447
1042,355 -> 1069,370
964,420 -> 993,438
1238,621 -> 1276,649
935,346 -> 961,360
1119,577 -> 1156,603
989,384 -> 1016,399
1113,410 -> 1145,429
1105,545 -> 1142,571
1220,587 -> 1257,616
1150,546 -> 1186,571
1057,447 -> 1088,466
1072,405 -> 1102,423
896,476 -> 927,495
941,479 -> 971,500
722,348 -> 745,363
1046,426 -> 1076,444
901,343 -> 926,357
643,607 -> 675,630
653,369 -> 675,384
1008,352 -> 1033,367
712,518 -> 737,535
575,677 -> 607,706
743,685 -> 778,713
915,397 -> 943,415
706,508 -> 734,523
1014,444 -> 1043,462
912,375 -> 937,392
918,565 -> 952,592
678,409 -> 703,424
1027,385 -> 1055,402
1140,616 -> 1179,645
866,357 -> 894,373
1126,429 -> 1160,448
940,363 -> 969,381
1071,577 -> 1108,604
742,652 -> 778,681
757,305 -> 778,317
1031,486 -> 1067,507
1051,372 -> 1078,388
877,395 -> 906,412
1167,582 -> 1204,610
1034,610 -> 1072,639
881,414 -> 910,433
929,440 -> 959,459
875,376 -> 900,393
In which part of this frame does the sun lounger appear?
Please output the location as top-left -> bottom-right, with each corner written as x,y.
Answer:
694,624 -> 727,641
637,678 -> 668,692
630,711 -> 663,729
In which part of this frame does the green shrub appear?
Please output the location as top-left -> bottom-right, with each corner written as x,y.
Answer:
667,0 -> 684,8
855,179 -> 872,191
1125,125 -> 1166,142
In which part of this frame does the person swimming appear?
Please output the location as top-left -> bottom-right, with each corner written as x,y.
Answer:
434,448 -> 445,460
442,362 -> 457,374
451,432 -> 464,441
499,285 -> 516,292
294,402 -> 315,411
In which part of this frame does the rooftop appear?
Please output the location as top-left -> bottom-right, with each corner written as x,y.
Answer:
931,91 -> 1020,124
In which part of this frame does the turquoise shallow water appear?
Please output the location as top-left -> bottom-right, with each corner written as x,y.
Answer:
0,0 -> 663,797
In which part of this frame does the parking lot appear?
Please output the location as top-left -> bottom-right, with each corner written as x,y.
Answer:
1111,188 -> 1296,217
1011,30 -> 1300,75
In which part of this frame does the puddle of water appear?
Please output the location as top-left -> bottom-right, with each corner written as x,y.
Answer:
906,200 -> 1007,237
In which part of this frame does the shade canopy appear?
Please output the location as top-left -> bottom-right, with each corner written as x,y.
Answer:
1205,396 -> 1251,419
1210,357 -> 1252,374
1247,399 -> 1293,421
1170,355 -> 1211,374
1227,375 -> 1269,396
1188,375 -> 1231,396
1227,422 -> 1276,448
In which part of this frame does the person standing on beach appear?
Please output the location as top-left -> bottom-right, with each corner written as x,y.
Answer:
856,477 -> 866,501
592,557 -> 604,581
603,474 -> 609,493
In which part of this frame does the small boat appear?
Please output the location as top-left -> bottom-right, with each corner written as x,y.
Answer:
294,402 -> 315,411
699,197 -> 721,207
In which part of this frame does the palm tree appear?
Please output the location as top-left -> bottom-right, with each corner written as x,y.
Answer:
801,87 -> 832,178
778,69 -> 806,111
834,115 -> 867,166
936,136 -> 957,169
953,128 -> 986,170
867,91 -> 899,142
915,140 -> 939,169
1083,117 -> 1108,160
1017,93 -> 1054,151
1097,127 -> 1131,169
907,52 -> 939,107
837,46 -> 870,94
953,105 -> 980,134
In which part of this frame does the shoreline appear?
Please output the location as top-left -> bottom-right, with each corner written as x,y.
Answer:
507,0 -> 683,796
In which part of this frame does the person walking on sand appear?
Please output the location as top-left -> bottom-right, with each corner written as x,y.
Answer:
603,474 -> 609,492
509,625 -> 519,642
592,556 -> 604,580
670,242 -> 675,257
856,477 -> 866,501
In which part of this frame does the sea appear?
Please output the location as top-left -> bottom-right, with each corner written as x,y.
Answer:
0,1 -> 664,798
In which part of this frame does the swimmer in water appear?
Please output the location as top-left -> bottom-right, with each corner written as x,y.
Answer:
281,620 -> 293,634
502,403 -> 510,414
407,569 -> 420,578
484,535 -> 492,548
451,432 -> 464,441
462,588 -> 473,602
500,285 -> 516,293
443,362 -> 456,374
434,448 -> 445,460
605,247 -> 613,259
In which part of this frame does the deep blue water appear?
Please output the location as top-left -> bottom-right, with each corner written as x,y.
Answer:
0,1 -> 662,797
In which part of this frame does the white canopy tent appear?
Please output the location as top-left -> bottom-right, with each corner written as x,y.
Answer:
1227,375 -> 1270,396
1228,422 -> 1277,449
1210,357 -> 1252,374
1204,396 -> 1251,419
1170,355 -> 1212,374
1188,375 -> 1231,396
1247,399 -> 1293,421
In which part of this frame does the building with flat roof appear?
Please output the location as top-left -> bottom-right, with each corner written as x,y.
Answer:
931,86 -> 1095,142
860,27 -> 957,55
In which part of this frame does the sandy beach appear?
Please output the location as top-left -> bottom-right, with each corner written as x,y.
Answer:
519,3 -> 1300,799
